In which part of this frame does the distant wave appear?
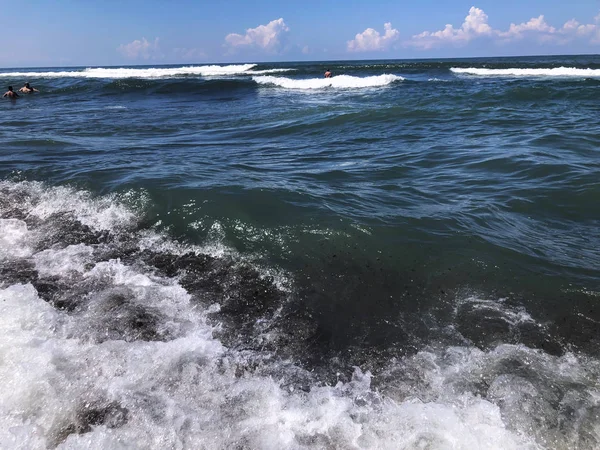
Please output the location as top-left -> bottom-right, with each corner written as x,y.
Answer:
253,74 -> 403,90
451,67 -> 600,77
0,65 -> 294,79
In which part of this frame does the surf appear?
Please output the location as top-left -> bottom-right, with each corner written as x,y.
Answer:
0,65 -> 294,79
451,67 -> 600,77
1,179 -> 598,449
253,74 -> 403,90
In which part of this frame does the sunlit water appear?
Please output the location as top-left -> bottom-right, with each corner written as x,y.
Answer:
1,56 -> 599,449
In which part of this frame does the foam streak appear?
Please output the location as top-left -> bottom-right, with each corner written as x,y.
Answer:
451,67 -> 600,77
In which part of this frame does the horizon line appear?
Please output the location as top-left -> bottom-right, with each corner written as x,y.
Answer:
1,52 -> 598,71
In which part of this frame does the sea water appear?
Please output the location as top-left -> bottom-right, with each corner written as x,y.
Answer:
0,56 -> 599,449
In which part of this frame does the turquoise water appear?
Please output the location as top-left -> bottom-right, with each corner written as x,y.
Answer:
0,56 -> 599,448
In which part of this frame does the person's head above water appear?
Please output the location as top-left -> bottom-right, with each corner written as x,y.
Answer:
7,86 -> 13,91
24,82 -> 30,88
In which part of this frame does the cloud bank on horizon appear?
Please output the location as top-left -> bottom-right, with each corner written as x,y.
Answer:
117,38 -> 162,60
408,6 -> 600,50
115,6 -> 600,61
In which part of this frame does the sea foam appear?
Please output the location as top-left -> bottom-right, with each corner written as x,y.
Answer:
0,180 -> 597,449
253,74 -> 403,90
0,65 -> 293,79
451,67 -> 600,77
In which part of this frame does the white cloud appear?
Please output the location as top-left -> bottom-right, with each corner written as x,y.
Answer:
173,47 -> 206,60
347,23 -> 400,52
225,18 -> 289,52
410,7 -> 600,49
462,7 -> 493,35
410,7 -> 492,49
563,19 -> 580,32
118,37 -> 161,59
500,14 -> 600,44
500,16 -> 556,40
561,20 -> 596,39
576,24 -> 597,36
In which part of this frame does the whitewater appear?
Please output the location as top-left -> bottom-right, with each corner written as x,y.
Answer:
3,180 -> 595,449
0,64 -> 294,79
253,74 -> 403,90
451,67 -> 600,77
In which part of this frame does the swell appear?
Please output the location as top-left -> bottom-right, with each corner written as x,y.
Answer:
44,78 -> 259,96
18,73 -> 600,99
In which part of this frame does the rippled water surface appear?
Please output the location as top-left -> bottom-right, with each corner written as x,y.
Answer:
1,56 -> 599,449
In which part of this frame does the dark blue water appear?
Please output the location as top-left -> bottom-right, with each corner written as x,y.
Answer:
1,56 -> 599,449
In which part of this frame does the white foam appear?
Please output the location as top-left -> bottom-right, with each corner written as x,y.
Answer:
455,296 -> 536,327
0,65 -> 294,79
0,219 -> 32,260
33,244 -> 94,278
0,181 -> 138,231
0,281 -> 542,450
0,180 -> 596,449
253,74 -> 403,90
245,68 -> 296,75
451,67 -> 600,78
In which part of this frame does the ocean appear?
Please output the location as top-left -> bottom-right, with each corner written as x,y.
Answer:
0,55 -> 599,449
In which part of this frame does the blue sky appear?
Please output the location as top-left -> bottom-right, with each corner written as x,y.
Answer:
1,0 -> 599,67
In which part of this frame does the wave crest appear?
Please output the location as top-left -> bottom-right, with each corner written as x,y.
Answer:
0,65 -> 294,79
253,74 -> 403,90
451,67 -> 600,77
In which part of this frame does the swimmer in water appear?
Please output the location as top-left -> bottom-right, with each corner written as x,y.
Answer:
2,86 -> 19,99
18,82 -> 39,93
324,69 -> 332,78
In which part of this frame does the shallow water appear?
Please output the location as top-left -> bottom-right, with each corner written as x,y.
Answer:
0,56 -> 599,449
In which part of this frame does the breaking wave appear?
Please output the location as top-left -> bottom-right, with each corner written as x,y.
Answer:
451,67 -> 600,78
253,74 -> 403,90
1,180 -> 599,449
0,65 -> 294,79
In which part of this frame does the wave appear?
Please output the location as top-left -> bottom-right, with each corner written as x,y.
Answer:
451,67 -> 600,77
0,64 -> 294,79
99,78 -> 256,95
253,74 -> 403,90
2,179 -> 598,448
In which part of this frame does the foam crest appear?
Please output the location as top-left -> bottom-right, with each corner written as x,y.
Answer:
451,67 -> 600,78
253,74 -> 403,90
0,65 -> 294,79
0,180 -> 138,231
